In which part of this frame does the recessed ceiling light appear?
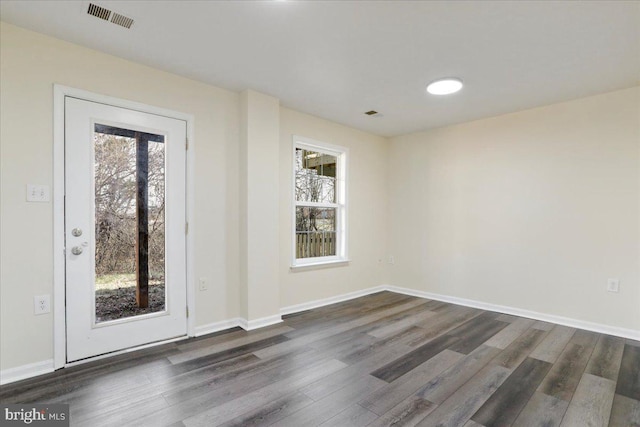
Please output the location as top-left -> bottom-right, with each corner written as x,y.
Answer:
426,78 -> 463,95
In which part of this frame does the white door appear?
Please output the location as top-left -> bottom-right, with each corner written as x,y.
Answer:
65,97 -> 187,362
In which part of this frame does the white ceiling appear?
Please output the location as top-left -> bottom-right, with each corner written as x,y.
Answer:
1,1 -> 639,137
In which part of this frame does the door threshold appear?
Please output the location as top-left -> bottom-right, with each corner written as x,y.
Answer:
65,334 -> 188,368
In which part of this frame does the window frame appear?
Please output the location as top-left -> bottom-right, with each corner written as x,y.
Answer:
291,135 -> 348,268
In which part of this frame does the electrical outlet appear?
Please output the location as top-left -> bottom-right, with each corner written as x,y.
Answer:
34,295 -> 51,315
26,184 -> 50,202
199,278 -> 208,291
607,279 -> 620,293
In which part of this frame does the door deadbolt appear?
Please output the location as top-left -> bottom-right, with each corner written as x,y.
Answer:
72,228 -> 83,237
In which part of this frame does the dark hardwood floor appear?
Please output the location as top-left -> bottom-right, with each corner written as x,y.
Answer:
1,291 -> 639,426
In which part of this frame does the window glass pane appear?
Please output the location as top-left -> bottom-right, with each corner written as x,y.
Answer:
295,148 -> 336,203
94,126 -> 165,323
295,206 -> 337,258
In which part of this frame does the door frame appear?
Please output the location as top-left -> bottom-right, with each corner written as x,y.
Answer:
53,85 -> 196,369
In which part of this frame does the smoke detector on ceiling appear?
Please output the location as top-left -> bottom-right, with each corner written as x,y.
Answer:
87,3 -> 134,29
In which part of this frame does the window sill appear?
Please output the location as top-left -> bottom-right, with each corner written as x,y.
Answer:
290,259 -> 350,272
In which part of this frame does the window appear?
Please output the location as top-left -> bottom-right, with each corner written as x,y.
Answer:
292,136 -> 347,267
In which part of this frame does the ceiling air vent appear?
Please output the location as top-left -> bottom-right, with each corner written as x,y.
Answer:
110,12 -> 134,29
87,3 -> 111,21
87,3 -> 134,29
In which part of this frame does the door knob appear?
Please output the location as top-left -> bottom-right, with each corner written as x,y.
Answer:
71,246 -> 83,255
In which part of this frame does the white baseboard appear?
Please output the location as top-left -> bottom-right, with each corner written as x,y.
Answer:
242,315 -> 283,331
386,285 -> 640,341
0,359 -> 54,385
195,314 -> 283,335
5,284 -> 637,385
199,286 -> 391,334
194,318 -> 244,337
280,285 -> 387,316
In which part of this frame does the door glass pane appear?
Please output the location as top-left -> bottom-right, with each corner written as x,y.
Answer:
295,148 -> 336,203
94,124 -> 166,323
295,206 -> 337,258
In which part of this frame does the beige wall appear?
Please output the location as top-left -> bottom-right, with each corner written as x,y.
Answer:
389,87 -> 640,331
240,90 -> 281,321
0,22 -> 391,372
279,108 -> 390,308
0,22 -> 242,369
2,20 -> 638,375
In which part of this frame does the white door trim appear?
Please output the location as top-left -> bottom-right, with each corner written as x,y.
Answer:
53,85 -> 196,369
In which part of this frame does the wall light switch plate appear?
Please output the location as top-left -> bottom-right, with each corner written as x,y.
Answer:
199,278 -> 208,291
27,184 -> 50,202
607,278 -> 620,293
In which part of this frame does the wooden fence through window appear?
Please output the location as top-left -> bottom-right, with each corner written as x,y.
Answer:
296,231 -> 336,258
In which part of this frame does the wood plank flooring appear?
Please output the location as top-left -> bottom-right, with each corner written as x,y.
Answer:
1,291 -> 638,426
